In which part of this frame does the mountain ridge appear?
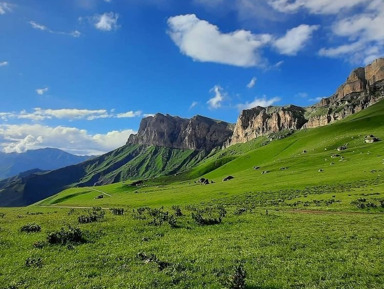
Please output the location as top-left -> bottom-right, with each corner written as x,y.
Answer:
0,148 -> 91,180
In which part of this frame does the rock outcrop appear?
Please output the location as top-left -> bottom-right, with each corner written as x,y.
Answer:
228,58 -> 384,146
127,114 -> 234,151
229,105 -> 306,145
305,58 -> 384,128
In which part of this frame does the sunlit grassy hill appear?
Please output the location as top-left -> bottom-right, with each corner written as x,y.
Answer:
38,99 -> 384,209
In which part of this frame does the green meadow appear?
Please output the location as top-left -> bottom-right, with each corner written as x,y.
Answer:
1,101 -> 384,288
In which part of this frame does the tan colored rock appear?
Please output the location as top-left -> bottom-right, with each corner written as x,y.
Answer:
229,105 -> 306,145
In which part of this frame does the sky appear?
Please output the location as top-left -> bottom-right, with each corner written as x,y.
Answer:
0,0 -> 383,155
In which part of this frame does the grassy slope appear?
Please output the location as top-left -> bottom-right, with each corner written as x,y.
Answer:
39,100 -> 384,208
1,101 -> 384,288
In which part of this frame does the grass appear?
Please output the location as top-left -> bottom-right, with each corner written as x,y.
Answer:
1,100 -> 384,288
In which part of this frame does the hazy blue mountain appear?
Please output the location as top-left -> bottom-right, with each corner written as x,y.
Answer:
0,148 -> 92,180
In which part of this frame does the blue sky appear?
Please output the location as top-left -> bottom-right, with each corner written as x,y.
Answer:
0,0 -> 383,155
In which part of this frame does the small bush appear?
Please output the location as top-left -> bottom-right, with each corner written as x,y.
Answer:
233,208 -> 247,215
226,264 -> 246,289
0,212 -> 5,218
25,257 -> 43,268
20,223 -> 41,233
78,207 -> 105,224
110,208 -> 125,215
47,226 -> 86,245
192,213 -> 221,226
33,241 -> 45,249
172,205 -> 183,216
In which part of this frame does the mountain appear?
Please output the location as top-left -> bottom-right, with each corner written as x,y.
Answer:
0,148 -> 91,180
127,113 -> 234,151
0,114 -> 231,206
1,58 -> 384,207
228,58 -> 384,146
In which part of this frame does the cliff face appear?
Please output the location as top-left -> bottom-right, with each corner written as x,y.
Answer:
305,58 -> 384,128
229,58 -> 384,146
229,105 -> 306,145
127,114 -> 234,151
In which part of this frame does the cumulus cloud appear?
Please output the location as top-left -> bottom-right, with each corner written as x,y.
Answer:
167,14 -> 272,67
116,110 -> 142,118
93,12 -> 119,31
246,77 -> 257,88
0,124 -> 136,155
207,85 -> 225,109
0,61 -> 8,67
268,0 -> 366,15
0,2 -> 12,15
0,108 -> 144,121
273,24 -> 319,55
237,96 -> 281,110
29,21 -> 81,37
320,1 -> 384,63
36,87 -> 49,95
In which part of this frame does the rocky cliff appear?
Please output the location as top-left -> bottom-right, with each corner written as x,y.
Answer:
127,114 -> 234,151
304,58 -> 384,128
229,58 -> 384,146
229,105 -> 306,145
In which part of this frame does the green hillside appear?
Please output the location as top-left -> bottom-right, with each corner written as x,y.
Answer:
1,101 -> 384,288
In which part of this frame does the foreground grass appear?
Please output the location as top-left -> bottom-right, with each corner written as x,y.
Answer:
1,197 -> 384,288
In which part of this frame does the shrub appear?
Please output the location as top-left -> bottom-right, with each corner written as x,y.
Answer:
25,257 -> 43,268
110,208 -> 125,215
78,207 -> 105,224
20,223 -> 41,233
47,226 -> 86,245
0,212 -> 5,218
226,264 -> 246,289
192,213 -> 221,226
233,208 -> 247,215
172,205 -> 183,216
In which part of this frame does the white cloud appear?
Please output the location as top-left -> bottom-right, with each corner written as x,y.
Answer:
189,101 -> 198,109
237,96 -> 281,110
0,124 -> 136,155
273,24 -> 319,55
268,0 -> 366,15
0,61 -> 8,67
29,21 -> 47,31
207,85 -> 225,109
296,92 -> 308,98
36,87 -> 49,95
0,2 -> 11,15
167,14 -> 272,67
318,1 -> 384,64
0,108 -> 145,121
29,21 -> 81,38
116,110 -> 142,118
94,12 -> 119,31
246,77 -> 257,88
143,114 -> 155,117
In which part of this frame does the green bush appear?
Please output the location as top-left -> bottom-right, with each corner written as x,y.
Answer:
20,223 -> 41,233
47,226 -> 86,245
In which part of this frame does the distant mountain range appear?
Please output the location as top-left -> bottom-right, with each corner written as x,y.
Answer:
0,148 -> 92,180
0,58 -> 383,207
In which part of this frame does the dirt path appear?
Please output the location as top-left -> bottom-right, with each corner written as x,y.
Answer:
89,188 -> 112,197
